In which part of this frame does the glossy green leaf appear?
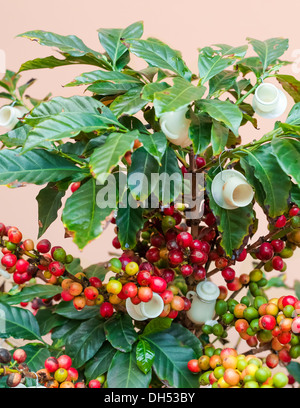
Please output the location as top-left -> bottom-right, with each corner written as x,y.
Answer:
51,320 -> 81,348
89,130 -> 138,184
127,38 -> 192,81
55,301 -> 100,320
36,183 -> 66,238
0,125 -> 32,148
165,323 -> 203,356
65,317 -> 106,367
141,82 -> 169,101
276,74 -> 300,103
136,339 -> 155,374
104,314 -> 138,352
84,263 -> 107,280
287,362 -> 300,383
62,178 -> 113,249
271,138 -> 300,184
107,345 -> 151,388
18,56 -> 83,73
242,144 -> 291,217
65,70 -> 142,87
65,258 -> 82,275
0,303 -> 41,341
206,172 -> 254,256
240,158 -> 266,209
98,21 -> 143,69
0,285 -> 62,305
188,113 -> 212,155
138,132 -> 167,164
84,342 -> 116,382
208,70 -> 238,97
197,99 -> 243,136
236,57 -> 264,77
211,119 -> 229,155
35,308 -> 66,336
87,81 -> 137,96
128,147 -> 160,200
144,332 -> 198,388
142,317 -> 172,337
0,148 -> 86,185
247,37 -> 289,71
291,183 -> 300,207
286,102 -> 300,125
116,198 -> 144,249
22,112 -> 118,152
110,87 -> 147,117
153,77 -> 205,116
198,51 -> 234,84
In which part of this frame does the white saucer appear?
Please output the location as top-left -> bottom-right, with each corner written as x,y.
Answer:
252,89 -> 287,119
211,169 -> 249,210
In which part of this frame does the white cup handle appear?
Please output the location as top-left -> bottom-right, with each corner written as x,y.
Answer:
186,290 -> 197,300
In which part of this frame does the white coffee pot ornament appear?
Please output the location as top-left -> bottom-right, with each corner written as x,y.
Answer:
0,105 -> 28,131
211,169 -> 254,210
159,105 -> 192,148
186,281 -> 220,325
252,82 -> 287,119
126,292 -> 164,321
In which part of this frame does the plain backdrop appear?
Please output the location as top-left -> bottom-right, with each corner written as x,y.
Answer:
0,0 -> 300,303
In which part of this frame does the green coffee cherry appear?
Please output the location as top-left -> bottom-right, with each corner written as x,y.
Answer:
215,300 -> 228,316
243,307 -> 259,322
240,296 -> 250,307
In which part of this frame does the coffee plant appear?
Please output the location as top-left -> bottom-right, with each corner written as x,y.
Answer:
0,22 -> 300,388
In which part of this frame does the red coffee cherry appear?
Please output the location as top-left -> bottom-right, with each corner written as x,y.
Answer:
100,302 -> 114,318
37,239 -> 51,254
221,267 -> 235,282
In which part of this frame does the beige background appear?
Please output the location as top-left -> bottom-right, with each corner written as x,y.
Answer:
0,0 -> 300,297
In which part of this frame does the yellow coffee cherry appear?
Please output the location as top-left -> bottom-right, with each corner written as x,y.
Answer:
106,279 -> 122,295
125,262 -> 139,276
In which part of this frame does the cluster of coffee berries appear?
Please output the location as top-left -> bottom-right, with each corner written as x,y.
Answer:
38,355 -> 79,388
187,346 -> 289,388
0,347 -> 34,388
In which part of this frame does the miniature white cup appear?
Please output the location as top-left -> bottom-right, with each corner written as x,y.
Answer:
186,281 -> 220,325
211,169 -> 254,210
222,176 -> 254,208
126,292 -> 164,321
0,105 -> 27,130
160,105 -> 192,147
253,83 -> 279,113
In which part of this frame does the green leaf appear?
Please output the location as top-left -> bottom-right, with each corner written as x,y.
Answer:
65,70 -> 142,87
265,275 -> 287,290
128,147 -> 160,200
84,264 -> 107,280
242,144 -> 291,217
55,302 -> 100,320
84,342 -> 116,382
136,339 -> 155,374
142,82 -> 169,101
26,95 -> 117,125
153,77 -> 205,116
36,183 -> 65,238
208,70 -> 238,97
189,113 -> 212,155
0,285 -> 62,305
294,280 -> 300,299
0,148 -> 84,185
107,345 -> 151,388
110,88 -> 147,117
287,362 -> 300,383
116,198 -> 144,249
198,51 -> 235,84
247,37 -> 289,72
65,317 -> 106,367
236,57 -> 264,77
211,119 -> 229,155
0,303 -> 41,341
165,324 -> 203,356
65,258 -> 82,275
87,81 -> 137,96
104,313 -> 138,352
21,344 -> 51,372
0,125 -> 31,148
18,56 -> 81,72
286,102 -> 300,126
197,99 -> 243,136
51,320 -> 81,348
271,138 -> 300,185
89,130 -> 138,184
206,172 -> 254,256
98,21 -> 143,69
155,146 -> 183,204
138,132 -> 167,165
127,38 -> 192,81
142,317 -> 172,337
35,308 -> 66,336
22,112 -> 118,152
240,158 -> 266,209
62,178 -> 113,249
276,74 -> 300,103
144,332 -> 198,388
18,30 -> 105,59
18,78 -> 37,99
291,183 -> 300,207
